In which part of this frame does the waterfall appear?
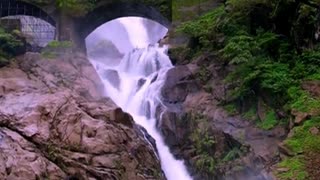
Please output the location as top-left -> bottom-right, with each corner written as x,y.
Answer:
89,44 -> 192,180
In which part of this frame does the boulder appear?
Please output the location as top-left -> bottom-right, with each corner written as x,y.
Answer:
302,80 -> 320,98
161,65 -> 199,110
0,52 -> 165,180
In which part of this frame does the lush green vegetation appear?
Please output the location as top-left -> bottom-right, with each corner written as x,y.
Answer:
276,117 -> 320,179
189,113 -> 217,175
285,116 -> 320,154
46,40 -> 73,49
56,0 -> 97,16
187,112 -> 245,177
276,156 -> 308,180
0,27 -> 24,67
41,40 -> 73,59
177,0 -> 320,123
258,110 -> 278,130
177,1 -> 320,178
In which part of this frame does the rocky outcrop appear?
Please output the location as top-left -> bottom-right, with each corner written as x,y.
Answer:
0,53 -> 164,180
158,54 -> 281,179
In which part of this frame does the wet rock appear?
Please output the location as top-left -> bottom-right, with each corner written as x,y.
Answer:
276,168 -> 290,173
103,69 -> 120,89
111,108 -> 134,128
0,52 -> 165,180
161,65 -> 199,109
137,78 -> 146,90
158,57 -> 281,179
292,110 -> 309,125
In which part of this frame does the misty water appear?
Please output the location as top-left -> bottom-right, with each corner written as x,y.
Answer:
86,17 -> 192,180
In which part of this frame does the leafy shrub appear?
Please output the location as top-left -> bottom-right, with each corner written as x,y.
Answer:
177,6 -> 227,48
189,113 -> 217,175
0,27 -> 24,67
0,28 -> 24,56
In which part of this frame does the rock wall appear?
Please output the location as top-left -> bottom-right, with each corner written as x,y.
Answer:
158,54 -> 282,180
0,52 -> 165,180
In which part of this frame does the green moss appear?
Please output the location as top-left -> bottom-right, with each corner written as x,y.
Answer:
288,87 -> 320,113
47,40 -> 73,48
257,110 -> 278,130
285,117 -> 320,154
276,156 -> 308,180
41,40 -> 73,58
41,52 -> 57,59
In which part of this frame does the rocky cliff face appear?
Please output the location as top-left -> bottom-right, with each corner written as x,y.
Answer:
0,53 -> 164,180
159,53 -> 283,180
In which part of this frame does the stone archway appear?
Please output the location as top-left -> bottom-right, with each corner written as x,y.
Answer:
78,2 -> 171,42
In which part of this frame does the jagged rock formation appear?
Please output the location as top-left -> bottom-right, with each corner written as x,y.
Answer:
158,56 -> 282,180
0,52 -> 164,180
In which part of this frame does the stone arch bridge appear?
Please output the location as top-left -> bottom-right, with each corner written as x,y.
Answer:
0,0 -> 172,49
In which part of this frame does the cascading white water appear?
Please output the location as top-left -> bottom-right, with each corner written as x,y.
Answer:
89,44 -> 192,180
86,16 -> 193,179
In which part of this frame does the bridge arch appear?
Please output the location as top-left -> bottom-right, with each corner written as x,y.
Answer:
78,2 -> 171,40
0,0 -> 55,26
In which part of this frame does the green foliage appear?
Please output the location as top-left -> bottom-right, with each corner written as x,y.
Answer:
47,40 -> 73,48
56,0 -> 96,16
178,1 -> 320,106
41,40 -> 73,59
276,156 -> 308,180
177,1 -> 320,177
288,87 -> 320,112
177,6 -> 227,48
222,147 -> 241,162
0,28 -> 24,56
0,27 -> 24,67
195,153 -> 216,174
221,33 -> 254,64
189,113 -> 217,174
257,110 -> 278,130
197,65 -> 211,84
285,117 -> 320,153
276,117 -> 320,179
